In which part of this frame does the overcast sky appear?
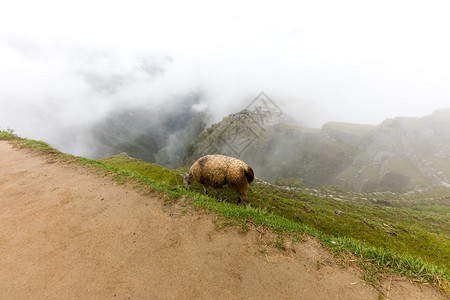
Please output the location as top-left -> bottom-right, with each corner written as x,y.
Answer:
1,0 -> 449,144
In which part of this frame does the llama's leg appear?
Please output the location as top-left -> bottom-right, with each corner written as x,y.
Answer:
217,189 -> 222,202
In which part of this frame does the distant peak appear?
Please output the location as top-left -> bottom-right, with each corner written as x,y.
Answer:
244,92 -> 284,116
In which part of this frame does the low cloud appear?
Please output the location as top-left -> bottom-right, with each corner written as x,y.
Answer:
1,1 -> 449,159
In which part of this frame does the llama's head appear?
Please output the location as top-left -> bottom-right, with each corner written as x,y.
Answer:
180,173 -> 190,190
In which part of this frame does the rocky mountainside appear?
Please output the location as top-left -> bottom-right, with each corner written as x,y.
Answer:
182,108 -> 450,192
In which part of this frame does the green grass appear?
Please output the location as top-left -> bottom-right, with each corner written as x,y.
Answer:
325,122 -> 377,137
387,156 -> 432,186
321,136 -> 360,154
336,164 -> 361,181
1,129 -> 448,293
100,154 -> 182,185
0,129 -> 68,158
418,153 -> 450,179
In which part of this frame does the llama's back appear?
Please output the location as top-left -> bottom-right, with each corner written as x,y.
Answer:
190,155 -> 227,188
191,154 -> 253,188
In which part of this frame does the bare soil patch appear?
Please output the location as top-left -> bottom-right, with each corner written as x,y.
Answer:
0,141 -> 444,299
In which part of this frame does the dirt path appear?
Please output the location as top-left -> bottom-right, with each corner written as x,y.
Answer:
0,141 -> 444,299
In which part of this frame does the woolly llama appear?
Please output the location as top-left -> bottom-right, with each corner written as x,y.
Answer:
180,154 -> 254,206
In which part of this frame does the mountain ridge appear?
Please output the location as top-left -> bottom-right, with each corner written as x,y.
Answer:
183,108 -> 450,192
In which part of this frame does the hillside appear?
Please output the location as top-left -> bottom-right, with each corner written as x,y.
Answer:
334,109 -> 450,192
183,108 -> 450,192
104,153 -> 450,272
0,141 -> 371,298
0,138 -> 447,299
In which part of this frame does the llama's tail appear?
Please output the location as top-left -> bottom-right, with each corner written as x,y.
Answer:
244,166 -> 254,184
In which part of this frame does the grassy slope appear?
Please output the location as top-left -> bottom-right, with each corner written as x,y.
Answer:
418,153 -> 450,179
99,154 -> 449,290
325,122 -> 377,137
1,130 -> 449,293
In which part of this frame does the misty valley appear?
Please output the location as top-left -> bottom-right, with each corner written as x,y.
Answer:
83,95 -> 450,194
